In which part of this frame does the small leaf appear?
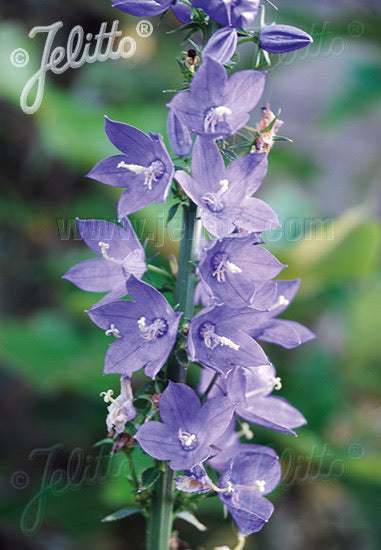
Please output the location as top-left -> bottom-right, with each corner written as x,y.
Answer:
93,438 -> 114,447
176,511 -> 207,532
272,135 -> 293,142
101,507 -> 141,523
261,109 -> 282,133
140,466 -> 160,491
175,348 -> 189,368
167,203 -> 180,226
134,397 -> 153,415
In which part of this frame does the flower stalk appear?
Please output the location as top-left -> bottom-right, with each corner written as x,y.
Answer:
148,200 -> 201,549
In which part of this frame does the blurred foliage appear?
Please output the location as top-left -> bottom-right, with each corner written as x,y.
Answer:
0,0 -> 380,549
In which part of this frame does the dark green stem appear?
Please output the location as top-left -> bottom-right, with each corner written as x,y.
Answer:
146,464 -> 174,550
146,201 -> 200,550
174,201 -> 200,321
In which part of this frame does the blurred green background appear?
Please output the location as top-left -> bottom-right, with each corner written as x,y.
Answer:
0,0 -> 380,549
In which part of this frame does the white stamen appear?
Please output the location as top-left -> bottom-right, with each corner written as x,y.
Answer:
98,241 -> 120,265
204,105 -> 232,133
184,434 -> 196,447
203,330 -> 240,351
272,376 -> 282,390
226,261 -> 242,274
105,324 -> 120,338
269,295 -> 289,311
254,480 -> 266,493
237,423 -> 254,440
201,179 -> 230,213
137,317 -> 147,332
218,336 -> 240,350
117,161 -> 145,174
117,161 -> 153,190
219,178 -> 229,193
100,389 -> 117,405
137,316 -> 167,342
210,480 -> 234,494
178,428 -> 198,450
215,106 -> 232,117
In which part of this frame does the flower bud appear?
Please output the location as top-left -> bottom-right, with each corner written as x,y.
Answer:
167,108 -> 192,157
171,3 -> 192,24
203,27 -> 237,65
259,24 -> 313,54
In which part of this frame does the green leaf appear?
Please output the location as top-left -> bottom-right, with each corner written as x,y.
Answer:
93,438 -> 114,447
175,348 -> 189,368
167,203 -> 181,226
272,135 -> 294,142
176,511 -> 207,532
101,507 -> 141,523
140,466 -> 160,491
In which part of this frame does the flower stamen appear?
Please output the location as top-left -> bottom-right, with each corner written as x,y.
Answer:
204,106 -> 232,133
211,251 -> 242,282
269,295 -> 289,311
201,179 -> 230,213
118,159 -> 165,190
100,389 -> 118,405
105,324 -> 121,338
237,423 -> 254,440
210,480 -> 234,494
254,479 -> 266,493
199,322 -> 239,351
178,428 -> 198,451
138,316 -> 168,341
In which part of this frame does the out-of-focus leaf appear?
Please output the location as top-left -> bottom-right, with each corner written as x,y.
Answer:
101,507 -> 141,523
278,207 -> 381,294
320,62 -> 381,125
285,348 -> 342,431
0,311 -> 108,395
176,510 -> 207,532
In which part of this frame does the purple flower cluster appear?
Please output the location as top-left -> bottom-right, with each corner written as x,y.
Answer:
63,8 -> 315,541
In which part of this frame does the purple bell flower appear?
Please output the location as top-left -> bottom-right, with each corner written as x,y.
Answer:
192,0 -> 260,29
259,24 -> 313,54
86,117 -> 174,220
62,217 -> 146,307
201,365 -> 307,436
217,447 -> 282,535
247,279 -> 316,349
188,303 -> 271,376
86,276 -> 182,378
197,233 -> 286,307
167,57 -> 266,140
175,137 -> 279,238
134,381 -> 235,471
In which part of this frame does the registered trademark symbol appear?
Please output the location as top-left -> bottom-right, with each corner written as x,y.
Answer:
348,20 -> 364,38
347,442 -> 364,459
136,20 -> 153,38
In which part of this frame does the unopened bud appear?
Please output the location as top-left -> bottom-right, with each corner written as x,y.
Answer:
259,24 -> 313,54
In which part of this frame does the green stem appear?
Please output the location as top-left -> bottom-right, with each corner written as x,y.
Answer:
146,464 -> 174,550
174,201 -> 200,322
146,201 -> 200,550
